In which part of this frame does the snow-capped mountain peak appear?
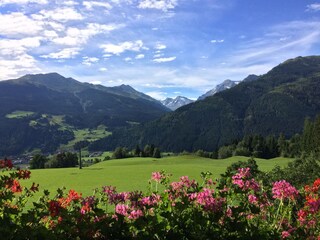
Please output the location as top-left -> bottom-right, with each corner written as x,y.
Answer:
198,79 -> 239,100
161,96 -> 194,110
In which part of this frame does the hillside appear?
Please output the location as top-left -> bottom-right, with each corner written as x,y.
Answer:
0,73 -> 169,156
90,56 -> 320,152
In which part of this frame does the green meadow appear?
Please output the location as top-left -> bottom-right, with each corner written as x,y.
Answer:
22,155 -> 293,200
60,126 -> 111,150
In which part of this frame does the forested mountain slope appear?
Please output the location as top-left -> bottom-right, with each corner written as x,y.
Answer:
0,73 -> 169,155
90,56 -> 320,152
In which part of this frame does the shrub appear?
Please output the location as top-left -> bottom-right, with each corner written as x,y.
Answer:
0,159 -> 319,239
218,145 -> 235,159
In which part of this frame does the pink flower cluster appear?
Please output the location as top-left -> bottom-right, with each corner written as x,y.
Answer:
115,204 -> 129,215
272,180 -> 299,201
103,186 -> 162,221
103,186 -> 131,204
248,194 -> 258,205
232,168 -> 260,192
170,176 -> 197,192
167,176 -> 198,203
193,188 -> 225,212
151,172 -> 163,183
141,194 -> 161,206
115,203 -> 144,219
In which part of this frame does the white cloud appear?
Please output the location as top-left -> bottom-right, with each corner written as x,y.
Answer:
306,3 -> 320,12
145,91 -> 167,100
41,48 -> 81,59
103,54 -> 113,58
0,38 -> 42,55
0,12 -> 43,37
46,21 -> 66,32
100,40 -> 144,55
62,1 -> 78,6
0,55 -> 40,79
34,8 -> 83,22
231,21 -> 320,66
279,37 -> 289,42
0,38 -> 42,76
135,54 -> 145,59
211,39 -> 224,43
138,0 -> 178,12
155,43 -> 166,50
99,67 -> 108,72
83,1 -> 112,10
153,56 -> 176,63
154,53 -> 163,58
0,0 -> 47,5
82,57 -> 99,66
110,0 -> 133,5
124,57 -> 132,61
89,80 -> 102,85
0,36 -> 43,80
43,30 -> 59,39
52,23 -> 122,46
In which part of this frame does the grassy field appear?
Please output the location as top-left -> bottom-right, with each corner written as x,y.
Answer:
60,126 -> 111,150
21,155 -> 293,200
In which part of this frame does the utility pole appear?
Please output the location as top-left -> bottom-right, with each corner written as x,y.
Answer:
74,141 -> 88,170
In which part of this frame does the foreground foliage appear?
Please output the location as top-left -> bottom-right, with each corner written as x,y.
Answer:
0,159 -> 319,239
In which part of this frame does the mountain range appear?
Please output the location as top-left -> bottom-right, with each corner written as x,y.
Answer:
90,56 -> 320,153
1,56 -> 320,156
161,75 -> 260,110
0,73 -> 169,156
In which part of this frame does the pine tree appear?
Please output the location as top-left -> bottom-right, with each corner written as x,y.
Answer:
143,145 -> 152,157
133,145 -> 141,157
265,135 -> 279,158
301,117 -> 314,154
153,148 -> 161,158
313,115 -> 320,154
277,133 -> 289,157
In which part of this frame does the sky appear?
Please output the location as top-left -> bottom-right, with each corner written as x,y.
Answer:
1,0 -> 320,100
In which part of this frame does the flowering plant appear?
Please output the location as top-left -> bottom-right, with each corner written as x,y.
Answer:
0,159 -> 319,239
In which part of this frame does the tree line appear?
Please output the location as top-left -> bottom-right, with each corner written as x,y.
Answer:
196,115 -> 320,160
112,144 -> 161,159
30,152 -> 78,169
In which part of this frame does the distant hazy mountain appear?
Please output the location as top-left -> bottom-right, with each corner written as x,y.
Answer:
0,73 -> 169,155
198,79 -> 239,100
161,96 -> 194,110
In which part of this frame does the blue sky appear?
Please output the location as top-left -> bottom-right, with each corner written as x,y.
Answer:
1,0 -> 320,100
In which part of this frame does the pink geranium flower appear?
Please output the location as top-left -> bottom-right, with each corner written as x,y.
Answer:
272,180 -> 299,201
